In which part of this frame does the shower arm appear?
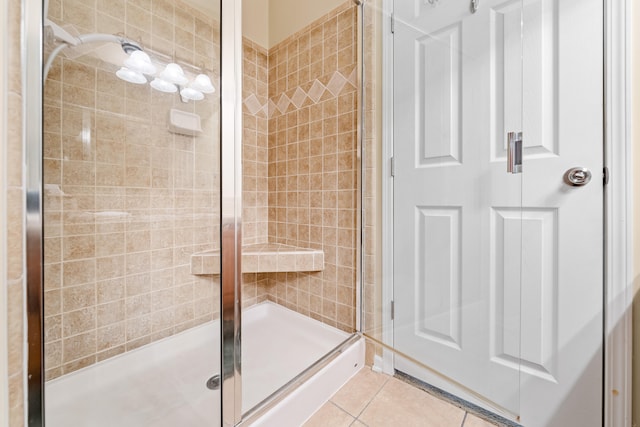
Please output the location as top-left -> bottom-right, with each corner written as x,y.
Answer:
43,42 -> 69,81
43,20 -> 141,81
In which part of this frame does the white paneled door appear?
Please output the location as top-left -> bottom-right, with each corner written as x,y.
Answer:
392,0 -> 603,426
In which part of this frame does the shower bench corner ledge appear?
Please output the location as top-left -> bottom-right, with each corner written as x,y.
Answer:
190,243 -> 324,275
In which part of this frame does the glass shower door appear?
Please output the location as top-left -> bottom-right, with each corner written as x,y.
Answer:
41,0 -> 223,425
362,0 -> 524,420
232,0 -> 362,423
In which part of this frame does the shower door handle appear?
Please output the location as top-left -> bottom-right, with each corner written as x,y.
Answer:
507,132 -> 522,174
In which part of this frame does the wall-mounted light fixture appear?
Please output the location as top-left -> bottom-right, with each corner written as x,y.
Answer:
117,48 -> 215,102
44,20 -> 215,102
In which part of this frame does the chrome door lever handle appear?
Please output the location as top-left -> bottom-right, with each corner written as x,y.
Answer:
564,167 -> 592,186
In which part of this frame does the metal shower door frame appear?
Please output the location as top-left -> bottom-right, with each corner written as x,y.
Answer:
220,0 -> 244,425
24,0 -> 44,425
23,0 -> 243,425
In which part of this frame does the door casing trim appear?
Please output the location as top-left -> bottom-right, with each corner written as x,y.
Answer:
603,0 -> 633,425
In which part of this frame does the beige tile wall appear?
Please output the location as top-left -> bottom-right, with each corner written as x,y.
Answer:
43,0 -> 221,380
240,39 -> 273,308
5,0 -> 26,423
238,2 -> 359,332
266,2 -> 359,332
242,39 -> 270,246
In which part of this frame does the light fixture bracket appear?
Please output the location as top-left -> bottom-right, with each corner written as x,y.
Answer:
121,41 -> 143,54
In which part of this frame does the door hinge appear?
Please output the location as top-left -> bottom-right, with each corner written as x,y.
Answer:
603,167 -> 609,185
390,157 -> 395,177
390,300 -> 395,320
391,13 -> 395,34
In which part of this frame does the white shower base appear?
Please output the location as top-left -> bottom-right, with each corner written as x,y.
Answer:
45,301 -> 363,427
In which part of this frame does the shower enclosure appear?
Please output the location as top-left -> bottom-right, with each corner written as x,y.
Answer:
39,0 -> 225,424
31,0 -> 363,426
24,0 -> 607,425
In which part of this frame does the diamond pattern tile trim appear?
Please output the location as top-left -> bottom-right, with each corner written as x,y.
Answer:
244,94 -> 263,115
326,72 -> 347,97
276,94 -> 291,114
243,71 -> 356,118
290,87 -> 307,109
307,80 -> 327,103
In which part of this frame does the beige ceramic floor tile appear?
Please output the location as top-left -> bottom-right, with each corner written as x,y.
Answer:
351,421 -> 368,426
330,368 -> 390,416
303,402 -> 355,427
358,377 -> 465,427
464,413 -> 498,427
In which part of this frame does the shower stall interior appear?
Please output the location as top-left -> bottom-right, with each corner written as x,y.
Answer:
36,0 -> 363,425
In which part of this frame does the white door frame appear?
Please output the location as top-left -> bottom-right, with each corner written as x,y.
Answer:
603,0 -> 633,425
378,0 -> 633,425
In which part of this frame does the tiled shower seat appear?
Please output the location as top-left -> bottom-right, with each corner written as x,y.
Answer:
190,243 -> 324,275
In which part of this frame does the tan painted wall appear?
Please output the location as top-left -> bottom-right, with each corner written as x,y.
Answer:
268,0 -> 347,48
243,0 -> 269,48
242,0 -> 349,49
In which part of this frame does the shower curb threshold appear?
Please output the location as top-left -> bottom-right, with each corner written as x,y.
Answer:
242,334 -> 364,426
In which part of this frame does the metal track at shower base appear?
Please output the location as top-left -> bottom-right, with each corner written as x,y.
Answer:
395,371 -> 522,427
238,333 -> 362,426
362,333 -> 521,422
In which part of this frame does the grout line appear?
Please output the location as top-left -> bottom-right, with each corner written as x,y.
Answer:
349,371 -> 391,421
328,370 -> 387,418
349,417 -> 368,427
461,411 -> 468,427
326,401 -> 356,424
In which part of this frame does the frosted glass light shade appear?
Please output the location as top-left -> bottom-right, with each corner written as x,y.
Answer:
124,50 -> 156,75
150,78 -> 178,93
159,63 -> 188,85
116,67 -> 147,84
180,87 -> 204,101
191,74 -> 215,93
